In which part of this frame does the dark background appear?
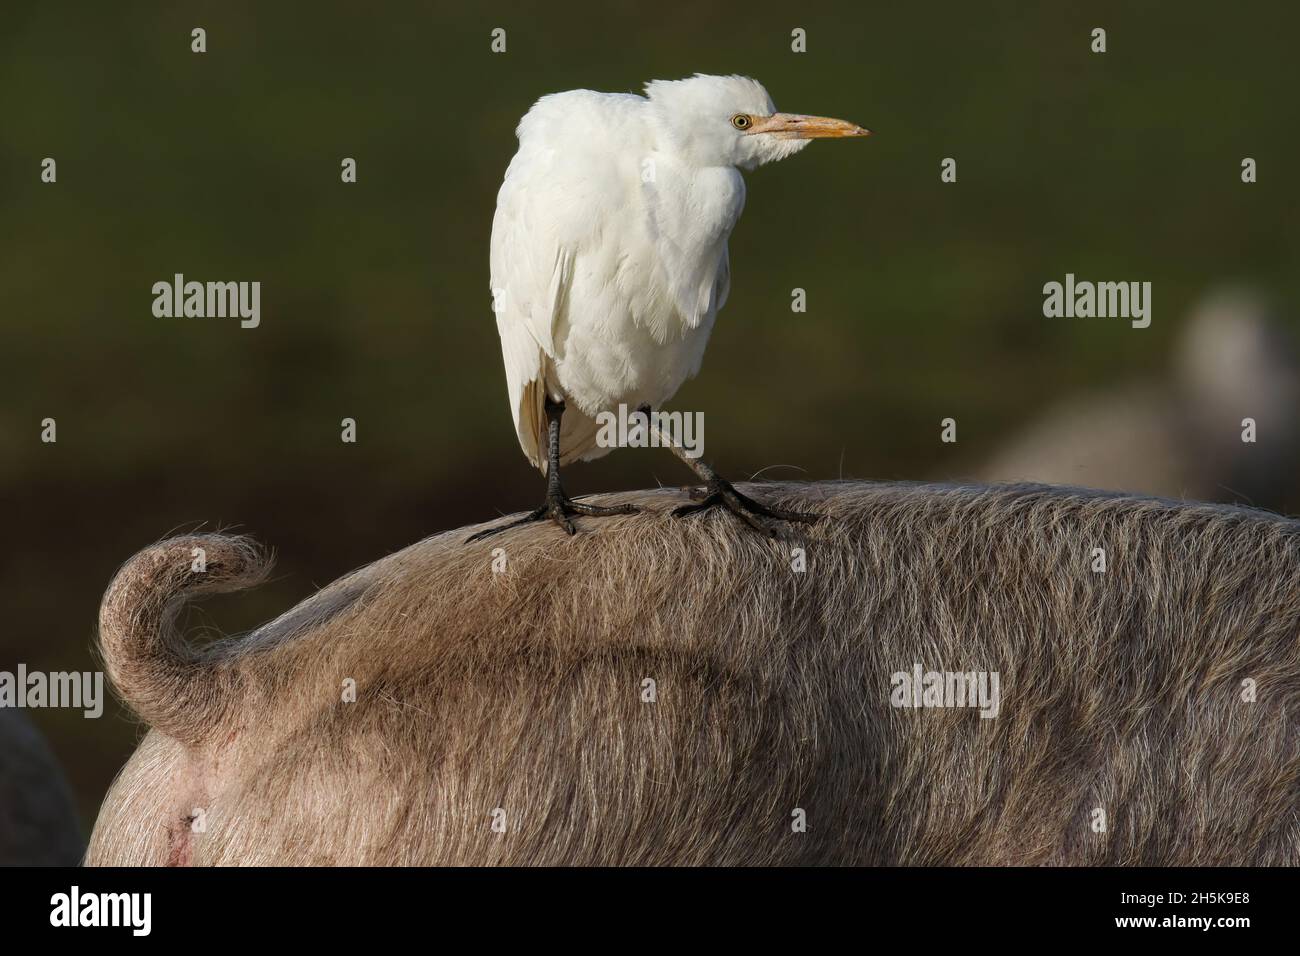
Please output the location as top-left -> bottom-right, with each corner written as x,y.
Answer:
2,1 -> 1297,828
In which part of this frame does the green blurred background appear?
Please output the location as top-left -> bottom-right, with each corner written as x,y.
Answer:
2,1 -> 1298,830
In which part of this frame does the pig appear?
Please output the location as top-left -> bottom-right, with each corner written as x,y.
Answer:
87,481 -> 1300,865
0,709 -> 84,865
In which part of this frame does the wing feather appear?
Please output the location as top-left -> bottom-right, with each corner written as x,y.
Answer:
489,92 -> 644,469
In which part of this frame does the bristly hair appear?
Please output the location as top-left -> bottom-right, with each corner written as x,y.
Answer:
89,480 -> 1300,866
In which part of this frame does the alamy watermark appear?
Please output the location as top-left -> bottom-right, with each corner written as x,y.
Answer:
890,663 -> 1000,719
1042,273 -> 1150,328
0,664 -> 103,718
152,273 -> 261,328
594,404 -> 704,458
50,886 -> 151,936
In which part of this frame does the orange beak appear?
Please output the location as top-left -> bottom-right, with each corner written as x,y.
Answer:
747,113 -> 871,139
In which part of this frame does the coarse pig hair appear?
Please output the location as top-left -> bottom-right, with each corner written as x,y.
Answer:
88,481 -> 1300,865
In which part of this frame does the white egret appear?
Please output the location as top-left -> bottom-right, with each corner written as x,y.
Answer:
471,74 -> 869,540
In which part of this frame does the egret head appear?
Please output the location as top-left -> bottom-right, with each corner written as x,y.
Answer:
644,74 -> 869,171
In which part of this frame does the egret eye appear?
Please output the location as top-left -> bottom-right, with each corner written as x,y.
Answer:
731,114 -> 752,130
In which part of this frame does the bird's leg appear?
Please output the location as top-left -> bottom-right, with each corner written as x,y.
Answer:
466,398 -> 637,542
637,404 -> 820,538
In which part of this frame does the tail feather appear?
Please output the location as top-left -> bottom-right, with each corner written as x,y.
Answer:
517,378 -> 610,471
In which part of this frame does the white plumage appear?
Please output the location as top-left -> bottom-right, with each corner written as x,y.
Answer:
489,74 -> 868,471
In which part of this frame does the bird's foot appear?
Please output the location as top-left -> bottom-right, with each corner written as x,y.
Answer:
466,490 -> 638,542
671,477 -> 820,537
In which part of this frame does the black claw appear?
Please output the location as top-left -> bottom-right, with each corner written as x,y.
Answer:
465,506 -> 546,543
670,479 -> 818,538
568,500 -> 639,517
552,506 -> 577,535
466,493 -> 635,543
